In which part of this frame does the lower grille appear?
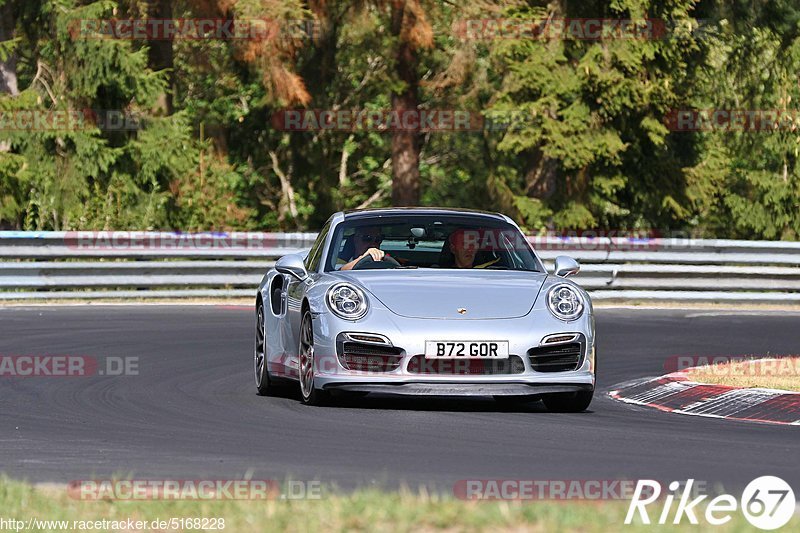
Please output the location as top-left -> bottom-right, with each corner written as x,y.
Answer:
407,355 -> 525,375
527,343 -> 582,372
339,341 -> 403,372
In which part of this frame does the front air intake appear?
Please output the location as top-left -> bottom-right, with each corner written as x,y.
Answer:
527,343 -> 583,372
338,341 -> 403,372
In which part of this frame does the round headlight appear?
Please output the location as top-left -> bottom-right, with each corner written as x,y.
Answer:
546,283 -> 584,321
327,283 -> 368,320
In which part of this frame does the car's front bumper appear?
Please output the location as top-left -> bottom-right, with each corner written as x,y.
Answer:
311,306 -> 596,395
324,382 -> 593,396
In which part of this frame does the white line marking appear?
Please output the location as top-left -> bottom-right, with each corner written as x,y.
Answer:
684,312 -> 800,318
677,389 -> 779,417
626,381 -> 695,404
609,374 -> 800,426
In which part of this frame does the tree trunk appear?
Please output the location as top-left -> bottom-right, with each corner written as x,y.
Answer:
525,148 -> 558,199
390,0 -> 421,206
292,4 -> 341,224
147,0 -> 174,114
0,0 -> 19,96
0,1 -> 18,153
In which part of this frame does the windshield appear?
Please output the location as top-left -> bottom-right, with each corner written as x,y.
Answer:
325,214 -> 541,272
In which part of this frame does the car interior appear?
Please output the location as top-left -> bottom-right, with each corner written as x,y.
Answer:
332,220 -> 535,271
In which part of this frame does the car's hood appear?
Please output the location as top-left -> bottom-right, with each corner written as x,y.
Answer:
336,270 -> 547,320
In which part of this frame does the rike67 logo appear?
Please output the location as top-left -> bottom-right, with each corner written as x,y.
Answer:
626,476 -> 795,530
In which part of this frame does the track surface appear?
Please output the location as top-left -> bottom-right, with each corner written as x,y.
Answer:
0,306 -> 798,492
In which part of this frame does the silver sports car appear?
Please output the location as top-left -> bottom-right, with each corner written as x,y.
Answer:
255,208 -> 595,411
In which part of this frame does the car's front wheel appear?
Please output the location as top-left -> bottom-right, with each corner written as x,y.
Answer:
541,390 -> 593,412
254,300 -> 272,396
298,310 -> 329,406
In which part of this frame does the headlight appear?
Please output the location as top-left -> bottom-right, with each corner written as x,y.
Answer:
327,283 -> 368,320
546,283 -> 584,321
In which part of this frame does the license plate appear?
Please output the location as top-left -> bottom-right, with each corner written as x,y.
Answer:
424,341 -> 509,359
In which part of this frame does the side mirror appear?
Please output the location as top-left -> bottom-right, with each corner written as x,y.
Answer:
275,254 -> 308,281
554,256 -> 580,278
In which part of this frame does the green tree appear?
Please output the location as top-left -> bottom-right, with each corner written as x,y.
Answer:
485,0 -> 702,231
685,0 -> 800,239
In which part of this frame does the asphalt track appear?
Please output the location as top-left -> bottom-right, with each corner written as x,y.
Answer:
0,305 -> 798,493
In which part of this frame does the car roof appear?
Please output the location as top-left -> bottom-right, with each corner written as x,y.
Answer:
341,207 -> 507,221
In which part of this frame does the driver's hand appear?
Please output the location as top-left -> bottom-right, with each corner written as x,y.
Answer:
361,248 -> 385,261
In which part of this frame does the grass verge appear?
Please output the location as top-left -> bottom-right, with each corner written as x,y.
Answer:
0,477 -> 765,532
684,357 -> 800,392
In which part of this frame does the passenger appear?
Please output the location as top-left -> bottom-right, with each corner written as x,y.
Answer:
446,228 -> 500,269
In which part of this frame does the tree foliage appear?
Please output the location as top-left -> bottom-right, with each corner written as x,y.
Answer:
0,0 -> 797,238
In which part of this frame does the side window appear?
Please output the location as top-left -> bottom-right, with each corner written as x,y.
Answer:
304,221 -> 331,272
328,227 -> 354,271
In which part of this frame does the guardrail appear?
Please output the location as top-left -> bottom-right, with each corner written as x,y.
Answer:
0,231 -> 799,302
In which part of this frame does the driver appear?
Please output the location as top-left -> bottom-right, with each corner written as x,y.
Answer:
340,226 -> 386,270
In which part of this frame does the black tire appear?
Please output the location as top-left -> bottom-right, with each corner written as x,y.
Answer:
541,390 -> 593,412
298,310 -> 330,406
254,300 -> 272,396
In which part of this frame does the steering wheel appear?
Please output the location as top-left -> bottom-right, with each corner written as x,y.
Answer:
352,253 -> 401,270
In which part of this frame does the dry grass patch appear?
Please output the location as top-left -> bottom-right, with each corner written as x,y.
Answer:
684,357 -> 800,392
